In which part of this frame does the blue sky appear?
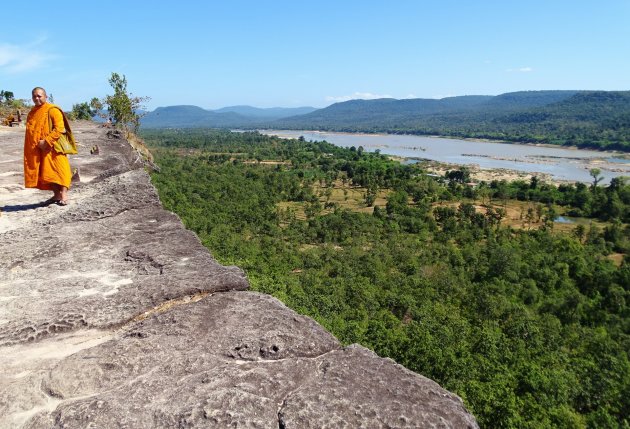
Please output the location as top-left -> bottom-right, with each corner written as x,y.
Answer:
2,0 -> 629,111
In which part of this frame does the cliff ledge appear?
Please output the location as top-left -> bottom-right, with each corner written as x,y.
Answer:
0,122 -> 478,428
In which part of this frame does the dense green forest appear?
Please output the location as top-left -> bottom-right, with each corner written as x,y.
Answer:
142,128 -> 630,428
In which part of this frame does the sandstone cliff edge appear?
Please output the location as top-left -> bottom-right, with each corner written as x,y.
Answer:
0,122 -> 478,428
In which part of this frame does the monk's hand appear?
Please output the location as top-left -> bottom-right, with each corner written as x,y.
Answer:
38,140 -> 50,152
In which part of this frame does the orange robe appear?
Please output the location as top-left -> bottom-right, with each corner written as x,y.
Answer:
23,103 -> 72,190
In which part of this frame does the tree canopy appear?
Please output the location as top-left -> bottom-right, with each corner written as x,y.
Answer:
143,128 -> 630,428
103,72 -> 149,132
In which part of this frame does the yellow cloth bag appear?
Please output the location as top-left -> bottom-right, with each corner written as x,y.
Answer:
47,107 -> 78,155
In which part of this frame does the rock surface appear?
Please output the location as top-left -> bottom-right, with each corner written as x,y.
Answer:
0,123 -> 478,428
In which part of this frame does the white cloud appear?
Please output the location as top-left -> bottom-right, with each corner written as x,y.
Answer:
0,40 -> 54,74
506,67 -> 534,73
325,92 -> 393,103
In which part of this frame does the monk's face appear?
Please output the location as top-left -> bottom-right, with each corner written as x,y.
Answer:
32,89 -> 47,106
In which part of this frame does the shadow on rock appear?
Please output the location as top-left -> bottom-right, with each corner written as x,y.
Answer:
1,202 -> 50,212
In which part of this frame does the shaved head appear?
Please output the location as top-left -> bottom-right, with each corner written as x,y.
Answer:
32,87 -> 47,95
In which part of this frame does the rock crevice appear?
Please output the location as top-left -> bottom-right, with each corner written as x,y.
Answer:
0,123 -> 478,428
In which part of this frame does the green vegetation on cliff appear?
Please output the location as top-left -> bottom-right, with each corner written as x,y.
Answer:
143,128 -> 630,428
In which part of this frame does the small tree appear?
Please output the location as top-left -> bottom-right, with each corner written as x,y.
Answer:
0,90 -> 14,104
446,167 -> 471,184
70,102 -> 95,120
574,224 -> 586,242
90,97 -> 103,116
103,72 -> 150,133
364,183 -> 378,207
589,168 -> 603,188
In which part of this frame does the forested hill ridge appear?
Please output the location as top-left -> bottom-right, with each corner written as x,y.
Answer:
141,104 -> 317,128
214,105 -> 318,118
141,90 -> 630,151
275,90 -> 630,150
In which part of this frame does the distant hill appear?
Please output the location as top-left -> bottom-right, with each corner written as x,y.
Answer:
141,105 -> 317,128
214,105 -> 317,118
276,91 -> 582,128
141,105 -> 255,128
276,96 -> 493,128
306,95 -> 493,116
140,91 -> 630,150
272,90 -> 630,150
480,90 -> 580,110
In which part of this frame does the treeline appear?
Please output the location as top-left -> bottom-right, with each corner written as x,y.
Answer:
0,89 -> 28,120
142,128 -> 630,428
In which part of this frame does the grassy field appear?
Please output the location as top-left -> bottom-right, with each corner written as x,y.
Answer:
278,183 -> 625,266
277,180 -> 390,221
280,178 -> 600,231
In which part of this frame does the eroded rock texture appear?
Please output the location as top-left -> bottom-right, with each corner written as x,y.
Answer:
0,123 -> 478,428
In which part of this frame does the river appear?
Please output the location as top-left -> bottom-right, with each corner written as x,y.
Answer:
259,130 -> 630,184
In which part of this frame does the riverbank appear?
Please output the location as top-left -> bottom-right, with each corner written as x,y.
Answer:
260,129 -> 630,184
388,155 -> 628,186
259,128 -> 630,156
387,156 -> 554,184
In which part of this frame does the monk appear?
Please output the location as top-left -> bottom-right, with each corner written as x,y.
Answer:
24,87 -> 72,206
